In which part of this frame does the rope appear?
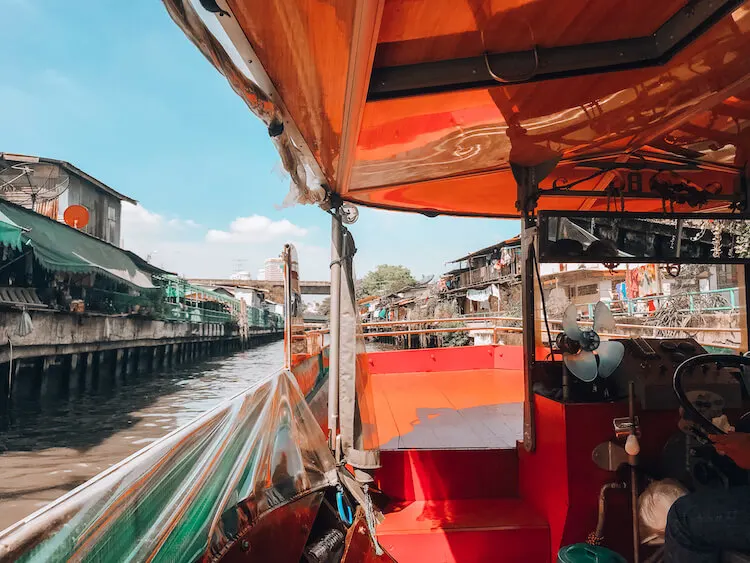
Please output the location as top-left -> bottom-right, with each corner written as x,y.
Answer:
7,337 -> 11,400
0,250 -> 32,275
532,245 -> 555,362
363,485 -> 383,555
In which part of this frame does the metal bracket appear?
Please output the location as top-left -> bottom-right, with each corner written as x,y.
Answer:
368,0 -> 742,100
613,416 -> 640,439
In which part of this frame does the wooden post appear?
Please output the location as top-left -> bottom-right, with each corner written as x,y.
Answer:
91,351 -> 102,391
67,354 -> 80,395
114,349 -> 125,385
39,356 -> 54,400
155,346 -> 163,372
81,352 -> 94,392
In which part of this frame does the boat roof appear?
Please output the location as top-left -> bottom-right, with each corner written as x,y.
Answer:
164,0 -> 750,217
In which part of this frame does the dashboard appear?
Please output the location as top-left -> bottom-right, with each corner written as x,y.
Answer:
614,338 -> 742,410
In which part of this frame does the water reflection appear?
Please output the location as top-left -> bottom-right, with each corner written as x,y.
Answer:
0,340 -> 283,530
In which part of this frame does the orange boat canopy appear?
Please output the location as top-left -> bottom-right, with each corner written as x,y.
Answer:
164,0 -> 750,217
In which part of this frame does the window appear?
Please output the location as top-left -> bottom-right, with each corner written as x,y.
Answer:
106,203 -> 118,244
577,283 -> 599,296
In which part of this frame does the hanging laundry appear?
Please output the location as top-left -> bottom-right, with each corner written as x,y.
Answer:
500,247 -> 513,266
467,287 -> 492,302
616,282 -> 626,301
626,265 -> 659,299
640,264 -> 658,296
626,268 -> 641,299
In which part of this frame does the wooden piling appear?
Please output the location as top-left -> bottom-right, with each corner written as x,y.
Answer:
66,354 -> 79,396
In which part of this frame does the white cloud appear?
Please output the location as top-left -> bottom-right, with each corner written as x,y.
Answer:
122,203 -> 162,228
205,215 -> 307,243
120,203 -> 326,280
122,204 -> 201,232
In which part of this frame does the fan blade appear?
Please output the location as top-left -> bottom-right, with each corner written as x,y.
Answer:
564,351 -> 598,382
562,304 -> 582,341
596,341 -> 625,378
593,301 -> 616,333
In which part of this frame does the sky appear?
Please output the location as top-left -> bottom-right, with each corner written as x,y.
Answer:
1,0 -> 519,282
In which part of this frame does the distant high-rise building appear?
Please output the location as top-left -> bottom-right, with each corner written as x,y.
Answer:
263,257 -> 284,282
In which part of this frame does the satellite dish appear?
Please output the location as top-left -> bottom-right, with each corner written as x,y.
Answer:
0,161 -> 70,211
63,205 -> 90,229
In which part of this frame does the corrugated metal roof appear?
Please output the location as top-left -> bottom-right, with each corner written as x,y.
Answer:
1,153 -> 137,204
448,236 -> 521,263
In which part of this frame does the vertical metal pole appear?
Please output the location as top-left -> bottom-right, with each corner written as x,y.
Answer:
628,381 -> 640,563
522,215 -> 537,452
283,245 -> 293,369
328,212 -> 343,452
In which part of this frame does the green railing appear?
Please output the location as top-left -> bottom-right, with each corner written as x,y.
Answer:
154,275 -> 282,330
85,287 -> 162,316
584,287 -> 741,318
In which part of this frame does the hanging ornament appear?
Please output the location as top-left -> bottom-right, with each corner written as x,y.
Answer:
663,264 -> 681,278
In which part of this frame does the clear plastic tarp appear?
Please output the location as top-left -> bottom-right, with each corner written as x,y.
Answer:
0,369 -> 337,562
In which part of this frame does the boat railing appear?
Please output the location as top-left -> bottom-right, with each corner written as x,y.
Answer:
0,367 -> 335,562
304,316 -> 742,353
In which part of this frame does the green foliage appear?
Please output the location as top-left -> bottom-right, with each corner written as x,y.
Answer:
443,322 -> 471,347
357,264 -> 416,298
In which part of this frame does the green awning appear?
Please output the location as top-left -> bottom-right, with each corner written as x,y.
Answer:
0,208 -> 24,251
0,200 -> 155,289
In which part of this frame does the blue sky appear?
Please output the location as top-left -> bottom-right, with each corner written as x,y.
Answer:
1,0 -> 519,280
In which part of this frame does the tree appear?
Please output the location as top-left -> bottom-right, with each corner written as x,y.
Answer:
317,296 -> 331,316
357,265 -> 416,298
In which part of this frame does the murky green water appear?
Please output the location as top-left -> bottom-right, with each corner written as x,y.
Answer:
0,340 -> 283,530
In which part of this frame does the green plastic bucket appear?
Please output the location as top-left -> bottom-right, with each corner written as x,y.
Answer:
558,544 -> 628,563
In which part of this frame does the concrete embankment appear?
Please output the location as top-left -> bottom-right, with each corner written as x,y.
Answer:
0,308 -> 282,411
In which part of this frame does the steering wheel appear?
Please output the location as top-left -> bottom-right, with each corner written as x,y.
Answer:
673,353 -> 750,436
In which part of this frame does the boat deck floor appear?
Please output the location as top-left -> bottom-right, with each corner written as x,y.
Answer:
371,368 -> 523,450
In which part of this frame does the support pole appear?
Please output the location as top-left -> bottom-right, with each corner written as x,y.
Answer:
521,216 -> 537,452
628,381 -> 641,563
283,246 -> 293,368
328,211 -> 344,453
511,157 -> 559,453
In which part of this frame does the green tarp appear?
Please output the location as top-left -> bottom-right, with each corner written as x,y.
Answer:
0,208 -> 25,251
0,200 -> 155,289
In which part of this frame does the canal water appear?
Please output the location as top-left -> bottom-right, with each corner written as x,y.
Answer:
0,340 -> 284,531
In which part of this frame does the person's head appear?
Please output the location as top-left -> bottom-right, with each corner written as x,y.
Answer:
585,239 -> 619,258
551,238 -> 584,257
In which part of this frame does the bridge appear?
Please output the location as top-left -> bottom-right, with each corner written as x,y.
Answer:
188,279 -> 331,300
